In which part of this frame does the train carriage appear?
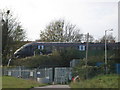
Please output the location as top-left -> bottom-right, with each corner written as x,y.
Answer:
14,42 -> 120,58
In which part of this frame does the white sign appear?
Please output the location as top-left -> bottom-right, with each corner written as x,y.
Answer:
8,71 -> 11,76
46,76 -> 49,79
30,72 -> 33,76
37,72 -> 41,74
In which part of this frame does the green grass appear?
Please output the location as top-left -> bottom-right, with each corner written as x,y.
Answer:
70,74 -> 120,88
2,76 -> 47,88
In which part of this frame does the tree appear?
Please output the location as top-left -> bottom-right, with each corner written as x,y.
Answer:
82,34 -> 94,43
40,19 -> 83,42
1,9 -> 26,65
40,20 -> 64,42
58,47 -> 82,66
12,25 -> 26,41
63,22 -> 83,42
100,34 -> 115,43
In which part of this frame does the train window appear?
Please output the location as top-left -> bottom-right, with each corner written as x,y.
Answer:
79,45 -> 85,51
38,45 -> 44,50
41,45 -> 44,50
38,45 -> 41,49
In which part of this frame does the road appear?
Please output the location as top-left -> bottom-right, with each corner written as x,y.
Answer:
30,85 -> 70,90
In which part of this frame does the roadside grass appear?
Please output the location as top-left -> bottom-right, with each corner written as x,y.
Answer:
2,76 -> 48,88
70,74 -> 119,88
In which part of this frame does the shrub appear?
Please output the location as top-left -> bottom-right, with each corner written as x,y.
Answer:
13,48 -> 84,67
13,50 -> 63,67
72,65 -> 105,80
72,59 -> 105,80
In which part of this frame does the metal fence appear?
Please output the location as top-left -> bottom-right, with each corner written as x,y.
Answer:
2,66 -> 72,84
54,67 -> 72,84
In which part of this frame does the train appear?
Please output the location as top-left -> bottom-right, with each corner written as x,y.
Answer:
14,42 -> 120,58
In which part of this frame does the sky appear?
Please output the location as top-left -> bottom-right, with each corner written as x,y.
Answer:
0,0 -> 119,41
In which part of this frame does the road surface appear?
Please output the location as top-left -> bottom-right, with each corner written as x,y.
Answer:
30,85 -> 70,90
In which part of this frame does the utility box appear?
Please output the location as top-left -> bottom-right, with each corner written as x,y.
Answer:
116,64 -> 120,74
70,59 -> 80,67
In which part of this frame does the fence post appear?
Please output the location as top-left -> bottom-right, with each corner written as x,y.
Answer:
19,66 -> 21,78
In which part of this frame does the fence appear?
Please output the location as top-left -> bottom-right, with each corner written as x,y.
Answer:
54,67 -> 72,84
2,66 -> 72,84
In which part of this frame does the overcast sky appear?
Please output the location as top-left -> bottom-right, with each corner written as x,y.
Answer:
0,0 -> 119,41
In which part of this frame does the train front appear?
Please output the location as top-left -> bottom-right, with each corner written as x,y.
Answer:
14,45 -> 25,58
14,43 -> 33,58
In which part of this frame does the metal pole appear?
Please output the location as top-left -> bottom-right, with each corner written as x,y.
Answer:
7,58 -> 11,67
85,33 -> 89,79
104,29 -> 113,74
105,30 -> 107,74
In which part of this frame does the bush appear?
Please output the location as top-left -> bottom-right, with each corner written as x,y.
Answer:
72,59 -> 105,80
70,74 -> 119,88
72,65 -> 105,80
13,48 -> 84,67
59,47 -> 85,66
13,50 -> 63,67
87,56 -> 104,66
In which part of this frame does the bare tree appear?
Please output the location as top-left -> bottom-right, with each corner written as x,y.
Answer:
12,25 -> 26,41
1,9 -> 26,65
100,34 -> 115,43
40,19 -> 83,42
63,22 -> 83,42
81,34 -> 94,43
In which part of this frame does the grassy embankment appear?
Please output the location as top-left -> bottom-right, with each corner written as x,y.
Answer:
2,76 -> 47,88
70,74 -> 120,88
